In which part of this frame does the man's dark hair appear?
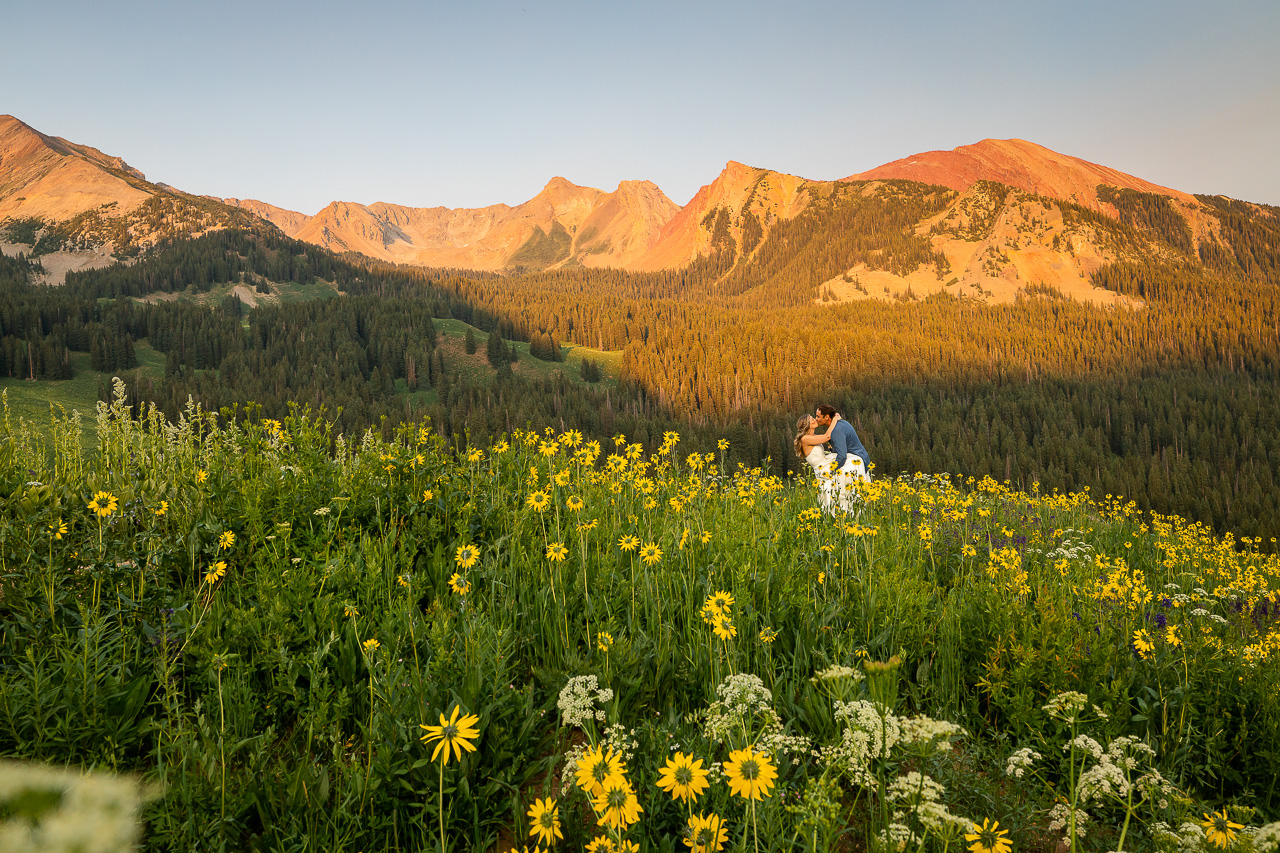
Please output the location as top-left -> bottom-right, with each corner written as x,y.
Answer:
817,404 -> 837,418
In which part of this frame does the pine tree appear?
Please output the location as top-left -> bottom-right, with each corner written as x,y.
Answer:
486,329 -> 507,367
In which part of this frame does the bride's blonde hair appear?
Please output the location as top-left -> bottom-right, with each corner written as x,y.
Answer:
793,414 -> 816,458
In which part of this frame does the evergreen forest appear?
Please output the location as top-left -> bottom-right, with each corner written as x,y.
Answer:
2,180 -> 1278,547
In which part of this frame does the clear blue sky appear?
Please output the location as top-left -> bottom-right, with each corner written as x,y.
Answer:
6,0 -> 1278,213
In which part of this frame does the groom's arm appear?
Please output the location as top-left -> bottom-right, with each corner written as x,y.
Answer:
831,426 -> 849,468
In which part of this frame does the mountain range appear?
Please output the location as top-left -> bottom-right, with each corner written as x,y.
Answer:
0,113 -> 1271,303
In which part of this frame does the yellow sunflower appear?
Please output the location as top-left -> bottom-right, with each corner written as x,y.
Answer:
527,491 -> 551,512
639,543 -> 662,565
618,535 -> 640,552
656,752 -> 710,804
1202,810 -> 1244,849
585,837 -> 615,853
759,627 -> 779,644
419,706 -> 481,766
527,796 -> 562,846
566,495 -> 585,511
455,544 -> 480,569
87,491 -> 118,518
546,542 -> 569,562
204,560 -> 228,585
574,744 -> 625,797
724,748 -> 776,801
448,573 -> 471,595
965,818 -> 1012,853
685,811 -> 729,853
706,590 -> 734,613
592,776 -> 643,831
712,615 -> 737,642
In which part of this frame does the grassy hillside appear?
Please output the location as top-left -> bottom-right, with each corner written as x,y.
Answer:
0,343 -> 166,444
433,318 -> 620,389
1,401 -> 1276,851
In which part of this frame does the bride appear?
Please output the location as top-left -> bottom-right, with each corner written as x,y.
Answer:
794,413 -> 843,513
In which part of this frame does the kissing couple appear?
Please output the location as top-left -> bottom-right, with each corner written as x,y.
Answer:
794,404 -> 871,514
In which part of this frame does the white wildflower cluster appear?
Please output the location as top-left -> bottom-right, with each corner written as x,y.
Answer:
1047,803 -> 1090,840
1068,734 -> 1106,761
602,723 -> 639,764
1136,769 -> 1174,810
1151,821 -> 1207,853
714,673 -> 773,713
898,715 -> 966,753
875,822 -> 920,853
1075,736 -> 1175,810
886,772 -> 945,807
557,675 -> 613,730
834,700 -> 901,759
1048,531 -> 1095,563
1005,746 -> 1041,778
703,673 -> 773,743
1209,614 -> 1230,625
1254,822 -> 1280,853
1043,691 -> 1090,722
1107,736 -> 1156,769
754,708 -> 812,763
1078,761 -> 1131,801
812,664 -> 864,683
0,759 -> 140,853
1190,608 -> 1211,617
559,741 -> 588,796
818,727 -> 878,790
916,800 -> 973,836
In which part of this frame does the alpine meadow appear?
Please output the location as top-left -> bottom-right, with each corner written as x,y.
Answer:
1,105 -> 1279,853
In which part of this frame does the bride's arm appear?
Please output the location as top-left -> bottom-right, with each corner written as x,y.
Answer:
799,415 -> 841,447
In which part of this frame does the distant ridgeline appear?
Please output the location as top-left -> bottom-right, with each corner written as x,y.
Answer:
1,180 -> 1279,547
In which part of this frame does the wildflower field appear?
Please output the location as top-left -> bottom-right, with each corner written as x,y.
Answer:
1,386 -> 1278,853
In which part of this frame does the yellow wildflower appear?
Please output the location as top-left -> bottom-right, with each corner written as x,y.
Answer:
87,491 -> 118,518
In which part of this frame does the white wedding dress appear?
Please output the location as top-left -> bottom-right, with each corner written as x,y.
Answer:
805,444 -> 869,514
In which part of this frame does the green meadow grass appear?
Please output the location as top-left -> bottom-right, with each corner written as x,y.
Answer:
0,344 -> 167,446
434,318 -> 621,389
0,397 -> 1277,852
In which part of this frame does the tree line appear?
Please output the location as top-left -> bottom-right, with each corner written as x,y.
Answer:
2,184 -> 1277,546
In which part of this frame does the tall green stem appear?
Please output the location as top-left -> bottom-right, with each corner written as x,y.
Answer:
438,759 -> 446,853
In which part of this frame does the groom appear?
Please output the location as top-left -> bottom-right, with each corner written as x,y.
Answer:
815,404 -> 870,476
